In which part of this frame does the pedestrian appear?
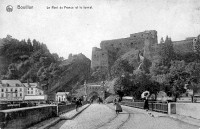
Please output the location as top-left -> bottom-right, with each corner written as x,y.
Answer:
75,98 -> 80,111
114,97 -> 122,114
98,97 -> 103,104
143,96 -> 149,111
90,99 -> 93,104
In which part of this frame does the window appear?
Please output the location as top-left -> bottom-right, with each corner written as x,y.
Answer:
1,89 -> 3,92
31,91 -> 33,94
11,88 -> 13,92
28,91 -> 30,94
20,93 -> 22,97
20,88 -> 22,92
6,88 -> 8,92
31,88 -> 33,90
1,93 -> 4,97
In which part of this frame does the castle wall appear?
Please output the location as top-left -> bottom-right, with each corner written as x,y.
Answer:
100,37 -> 144,52
173,38 -> 194,54
91,30 -> 158,69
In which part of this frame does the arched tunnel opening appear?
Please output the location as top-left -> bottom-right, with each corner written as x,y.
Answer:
87,92 -> 101,102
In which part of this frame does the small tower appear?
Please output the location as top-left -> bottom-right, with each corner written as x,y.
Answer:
143,31 -> 157,60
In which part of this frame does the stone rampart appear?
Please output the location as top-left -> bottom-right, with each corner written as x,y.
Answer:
0,105 -> 57,129
92,30 -> 158,69
173,38 -> 194,54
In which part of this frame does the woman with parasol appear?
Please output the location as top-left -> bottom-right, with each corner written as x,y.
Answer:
141,91 -> 150,111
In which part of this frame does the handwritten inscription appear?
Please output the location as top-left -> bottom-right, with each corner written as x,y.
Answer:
46,6 -> 92,10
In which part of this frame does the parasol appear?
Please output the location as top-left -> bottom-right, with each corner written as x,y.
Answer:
141,91 -> 150,98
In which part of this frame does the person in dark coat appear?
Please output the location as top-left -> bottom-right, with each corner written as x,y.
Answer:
143,97 -> 149,111
76,98 -> 80,111
114,97 -> 122,114
90,99 -> 93,104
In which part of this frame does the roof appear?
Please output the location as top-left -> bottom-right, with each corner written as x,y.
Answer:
1,80 -> 25,87
24,95 -> 47,100
56,92 -> 69,95
23,83 -> 38,88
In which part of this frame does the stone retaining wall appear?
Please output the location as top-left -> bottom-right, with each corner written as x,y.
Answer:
0,105 -> 57,129
175,103 -> 200,119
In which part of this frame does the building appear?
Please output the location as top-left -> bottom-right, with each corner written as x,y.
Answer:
23,83 -> 44,95
24,95 -> 47,104
56,92 -> 69,102
0,80 -> 27,103
23,82 -> 47,104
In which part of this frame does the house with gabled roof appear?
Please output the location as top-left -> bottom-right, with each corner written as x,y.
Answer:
0,80 -> 27,102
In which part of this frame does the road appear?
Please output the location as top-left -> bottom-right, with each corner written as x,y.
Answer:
49,103 -> 199,129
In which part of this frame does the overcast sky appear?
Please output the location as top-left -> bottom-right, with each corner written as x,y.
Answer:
0,0 -> 200,59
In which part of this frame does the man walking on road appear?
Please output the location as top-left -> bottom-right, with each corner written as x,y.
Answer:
76,98 -> 81,111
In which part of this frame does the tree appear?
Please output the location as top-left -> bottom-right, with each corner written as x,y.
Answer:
158,36 -> 175,66
168,60 -> 187,101
110,58 -> 135,78
193,35 -> 200,62
185,62 -> 200,102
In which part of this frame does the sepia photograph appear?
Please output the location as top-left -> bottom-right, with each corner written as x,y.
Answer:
0,0 -> 200,128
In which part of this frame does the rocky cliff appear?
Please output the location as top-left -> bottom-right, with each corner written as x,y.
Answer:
0,36 -> 91,100
46,53 -> 91,100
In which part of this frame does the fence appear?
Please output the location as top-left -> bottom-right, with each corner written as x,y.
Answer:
121,101 -> 144,109
121,101 -> 168,113
150,103 -> 168,113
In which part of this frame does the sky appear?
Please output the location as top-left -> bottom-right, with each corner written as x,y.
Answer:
0,0 -> 200,59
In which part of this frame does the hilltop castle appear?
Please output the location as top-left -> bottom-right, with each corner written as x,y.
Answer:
91,30 -> 196,70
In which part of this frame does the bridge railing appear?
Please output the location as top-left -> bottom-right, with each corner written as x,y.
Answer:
0,105 -> 57,129
121,101 -> 144,109
150,102 -> 168,113
57,101 -> 89,115
0,101 -> 89,129
57,104 -> 76,115
121,101 -> 168,113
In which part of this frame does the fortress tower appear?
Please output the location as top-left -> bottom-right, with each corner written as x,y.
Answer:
143,30 -> 158,60
91,47 -> 108,70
